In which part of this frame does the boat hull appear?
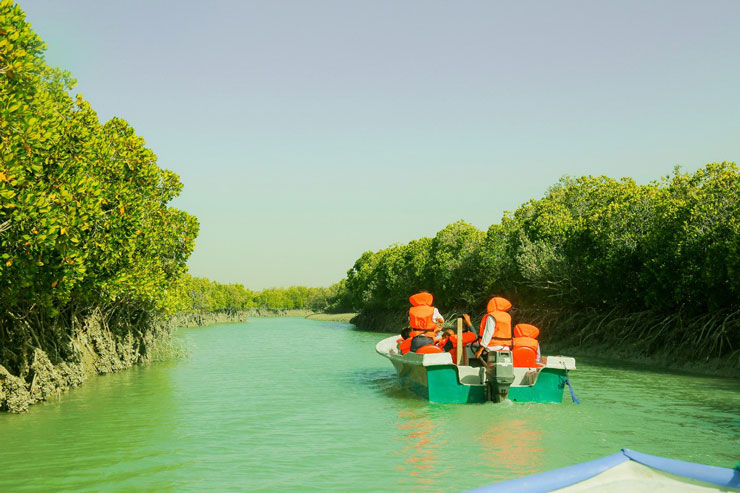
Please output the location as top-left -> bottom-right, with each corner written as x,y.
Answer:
392,359 -> 567,404
392,360 -> 488,403
377,335 -> 575,404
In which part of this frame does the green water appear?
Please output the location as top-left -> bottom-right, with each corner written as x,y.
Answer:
1,318 -> 738,492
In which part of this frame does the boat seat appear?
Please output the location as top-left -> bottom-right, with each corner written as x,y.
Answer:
513,346 -> 541,367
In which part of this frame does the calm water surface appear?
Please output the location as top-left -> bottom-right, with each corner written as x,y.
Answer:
1,318 -> 738,492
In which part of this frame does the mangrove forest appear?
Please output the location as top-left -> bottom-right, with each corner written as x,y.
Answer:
1,0 -> 738,415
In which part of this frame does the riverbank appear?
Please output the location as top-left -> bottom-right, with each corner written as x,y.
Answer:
168,309 -> 349,329
545,343 -> 739,379
305,313 -> 357,322
0,310 -> 174,413
169,310 -> 250,328
350,308 -> 740,378
176,310 -> 357,323
1,308 -> 252,413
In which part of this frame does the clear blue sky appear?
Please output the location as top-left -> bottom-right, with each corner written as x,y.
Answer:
20,0 -> 740,289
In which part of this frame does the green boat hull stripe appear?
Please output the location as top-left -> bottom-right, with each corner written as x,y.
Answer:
395,361 -> 566,404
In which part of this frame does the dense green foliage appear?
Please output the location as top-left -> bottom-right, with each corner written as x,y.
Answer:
0,1 -> 198,374
178,275 -> 352,313
345,164 -> 740,360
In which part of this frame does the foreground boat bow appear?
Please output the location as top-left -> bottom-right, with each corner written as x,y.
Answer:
469,448 -> 740,492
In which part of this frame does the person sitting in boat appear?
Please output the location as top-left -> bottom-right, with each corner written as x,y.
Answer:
512,323 -> 541,363
472,296 -> 513,360
397,327 -> 414,355
410,327 -> 438,352
436,327 -> 457,352
438,316 -> 477,352
399,327 -> 413,342
409,291 -> 444,327
408,292 -> 443,353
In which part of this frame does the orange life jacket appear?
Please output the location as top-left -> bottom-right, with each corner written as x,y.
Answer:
513,323 -> 539,339
398,329 -> 424,355
409,305 -> 435,330
513,346 -> 538,367
512,323 -> 539,353
409,292 -> 434,307
408,292 -> 438,330
443,331 -> 478,363
479,297 -> 513,347
398,338 -> 412,355
449,331 -> 478,347
512,337 -> 538,351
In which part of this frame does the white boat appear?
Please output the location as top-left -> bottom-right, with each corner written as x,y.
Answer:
469,448 -> 740,492
375,335 -> 577,404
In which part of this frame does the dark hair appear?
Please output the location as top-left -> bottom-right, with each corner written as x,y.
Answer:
401,327 -> 413,339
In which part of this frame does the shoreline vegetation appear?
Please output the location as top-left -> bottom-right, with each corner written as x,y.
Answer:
305,313 -> 357,322
346,309 -> 739,378
0,2 -> 201,413
0,3 -> 355,412
341,164 -> 739,378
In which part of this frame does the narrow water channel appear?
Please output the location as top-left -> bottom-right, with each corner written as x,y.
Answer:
1,318 -> 738,491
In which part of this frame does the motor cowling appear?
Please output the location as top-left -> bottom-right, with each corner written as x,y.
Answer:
485,350 -> 514,403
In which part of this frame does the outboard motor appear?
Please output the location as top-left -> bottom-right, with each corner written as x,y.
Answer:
485,350 -> 514,403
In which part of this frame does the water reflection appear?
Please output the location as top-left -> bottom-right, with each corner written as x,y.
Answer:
396,411 -> 445,476
474,413 -> 545,481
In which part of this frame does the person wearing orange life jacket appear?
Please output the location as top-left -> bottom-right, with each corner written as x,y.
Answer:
512,323 -> 541,361
436,326 -> 457,351
438,316 -> 478,363
408,291 -> 444,326
442,314 -> 477,352
408,292 -> 444,353
473,296 -> 513,359
396,327 -> 414,355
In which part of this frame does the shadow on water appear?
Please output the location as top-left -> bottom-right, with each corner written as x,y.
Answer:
343,367 -> 427,401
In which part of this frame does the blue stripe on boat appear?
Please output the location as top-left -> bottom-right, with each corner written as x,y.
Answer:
469,449 -> 740,492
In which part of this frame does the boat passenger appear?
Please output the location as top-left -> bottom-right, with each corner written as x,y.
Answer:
473,296 -> 513,360
512,323 -> 541,362
397,327 -> 414,354
409,291 -> 444,328
408,292 -> 443,352
410,328 -> 438,352
438,316 -> 477,352
437,327 -> 457,352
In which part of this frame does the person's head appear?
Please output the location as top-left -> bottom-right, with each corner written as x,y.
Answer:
443,327 -> 455,337
401,327 -> 412,340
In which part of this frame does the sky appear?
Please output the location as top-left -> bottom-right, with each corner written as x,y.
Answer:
19,0 -> 740,289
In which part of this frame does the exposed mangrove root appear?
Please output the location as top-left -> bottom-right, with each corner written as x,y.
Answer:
350,310 -> 408,334
0,308 -> 173,413
168,309 -> 250,328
